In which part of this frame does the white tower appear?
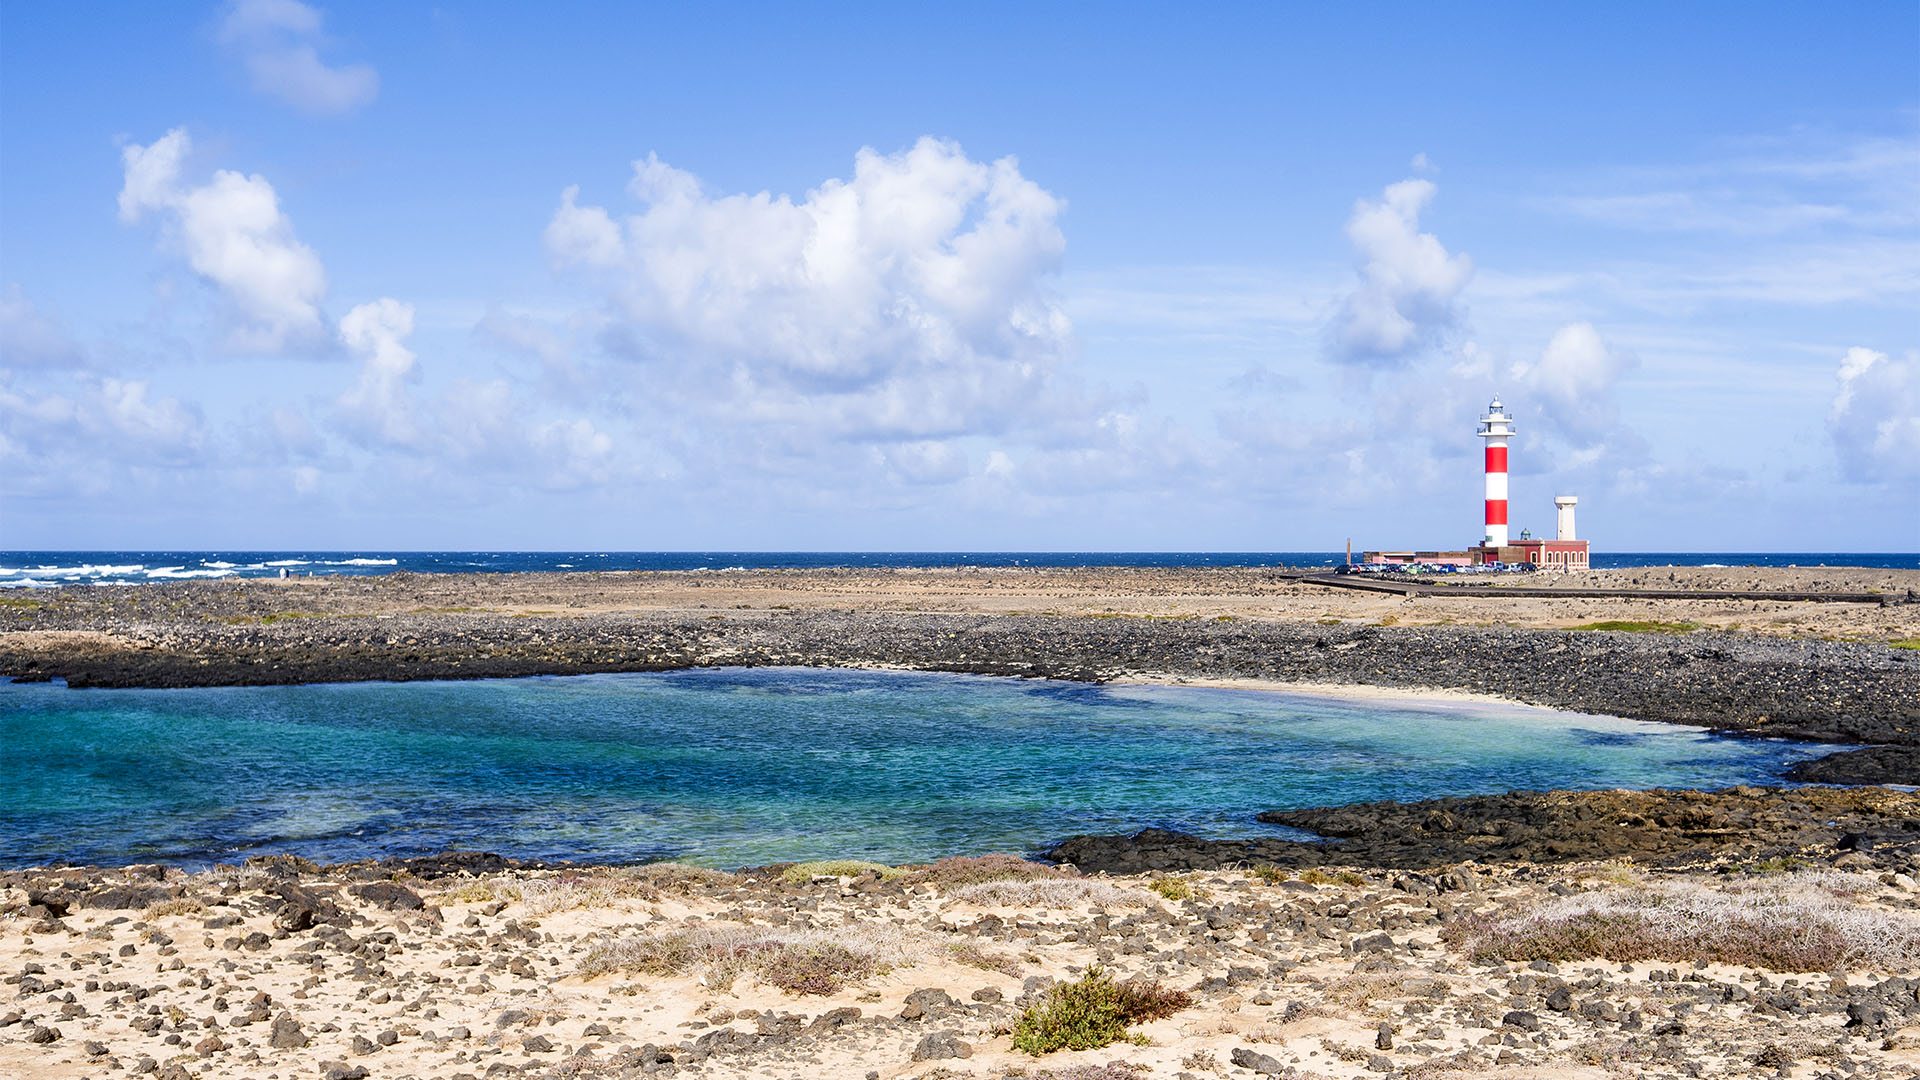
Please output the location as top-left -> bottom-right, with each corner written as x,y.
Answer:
1477,397 -> 1514,547
1555,496 -> 1578,541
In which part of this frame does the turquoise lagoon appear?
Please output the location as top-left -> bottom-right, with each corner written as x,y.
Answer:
0,667 -> 1838,868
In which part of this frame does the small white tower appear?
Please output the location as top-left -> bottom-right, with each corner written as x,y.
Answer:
1477,397 -> 1514,547
1555,496 -> 1578,541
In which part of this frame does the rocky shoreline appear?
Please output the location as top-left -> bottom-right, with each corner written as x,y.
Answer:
1045,786 -> 1920,875
9,796 -> 1920,1080
5,576 -> 1918,751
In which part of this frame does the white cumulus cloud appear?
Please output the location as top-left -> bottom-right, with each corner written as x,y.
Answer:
1829,346 -> 1919,483
219,0 -> 378,115
1512,322 -> 1637,447
334,298 -> 419,446
1328,178 -> 1473,364
546,137 -> 1075,451
118,128 -> 328,350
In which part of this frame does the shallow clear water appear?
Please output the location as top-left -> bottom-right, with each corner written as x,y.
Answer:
0,668 -> 1840,869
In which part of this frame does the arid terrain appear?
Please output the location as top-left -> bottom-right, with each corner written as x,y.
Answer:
9,794 -> 1920,1080
6,564 -> 1920,1078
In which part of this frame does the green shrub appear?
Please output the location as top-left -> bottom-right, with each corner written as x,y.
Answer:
1568,620 -> 1701,634
1248,864 -> 1289,884
1012,969 -> 1192,1055
1149,878 -> 1192,901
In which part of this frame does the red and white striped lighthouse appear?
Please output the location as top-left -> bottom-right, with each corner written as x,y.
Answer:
1477,397 -> 1514,547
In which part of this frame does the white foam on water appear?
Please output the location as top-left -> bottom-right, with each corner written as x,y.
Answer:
202,561 -> 239,569
322,558 -> 399,566
264,559 -> 310,567
144,566 -> 237,580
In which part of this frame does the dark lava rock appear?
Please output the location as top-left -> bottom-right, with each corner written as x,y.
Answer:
350,881 -> 424,910
899,988 -> 957,1020
910,1031 -> 971,1061
83,884 -> 175,909
270,1013 -> 307,1048
1046,786 -> 1920,872
1231,1046 -> 1289,1075
1503,1010 -> 1542,1031
1788,745 -> 1920,785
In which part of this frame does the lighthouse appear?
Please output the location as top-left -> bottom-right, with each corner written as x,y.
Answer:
1361,397 -> 1593,570
1477,397 -> 1514,547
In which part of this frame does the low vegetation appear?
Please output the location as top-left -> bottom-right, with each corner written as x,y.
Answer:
779,859 -> 903,883
1148,878 -> 1192,901
951,878 -> 1151,909
443,863 -> 734,913
221,611 -> 331,625
1444,872 -> 1920,972
1567,619 -> 1703,634
579,923 -> 922,993
1891,637 -> 1920,651
1012,968 -> 1193,1054
899,853 -> 1076,890
944,942 -> 1025,977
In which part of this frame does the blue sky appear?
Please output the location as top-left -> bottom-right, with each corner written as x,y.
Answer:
2,2 -> 1915,551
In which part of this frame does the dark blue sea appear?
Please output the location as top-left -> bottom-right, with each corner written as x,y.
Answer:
1,550 -> 1913,587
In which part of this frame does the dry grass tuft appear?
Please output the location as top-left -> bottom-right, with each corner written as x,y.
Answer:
1445,871 -> 1916,972
142,897 -> 208,918
439,863 -> 733,914
945,941 -> 1025,976
779,859 -> 903,884
950,878 -> 1151,909
900,853 -> 1077,890
578,922 -> 924,994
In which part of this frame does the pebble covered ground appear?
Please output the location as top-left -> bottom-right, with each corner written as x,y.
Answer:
10,843 -> 1920,1080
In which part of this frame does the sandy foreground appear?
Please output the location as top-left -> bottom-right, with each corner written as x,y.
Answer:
9,852 -> 1920,1080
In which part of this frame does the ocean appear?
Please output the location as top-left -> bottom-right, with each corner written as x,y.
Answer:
0,668 -> 1843,870
1,550 -> 1913,588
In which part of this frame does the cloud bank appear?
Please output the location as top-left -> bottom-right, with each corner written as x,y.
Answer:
547,137 -> 1090,481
